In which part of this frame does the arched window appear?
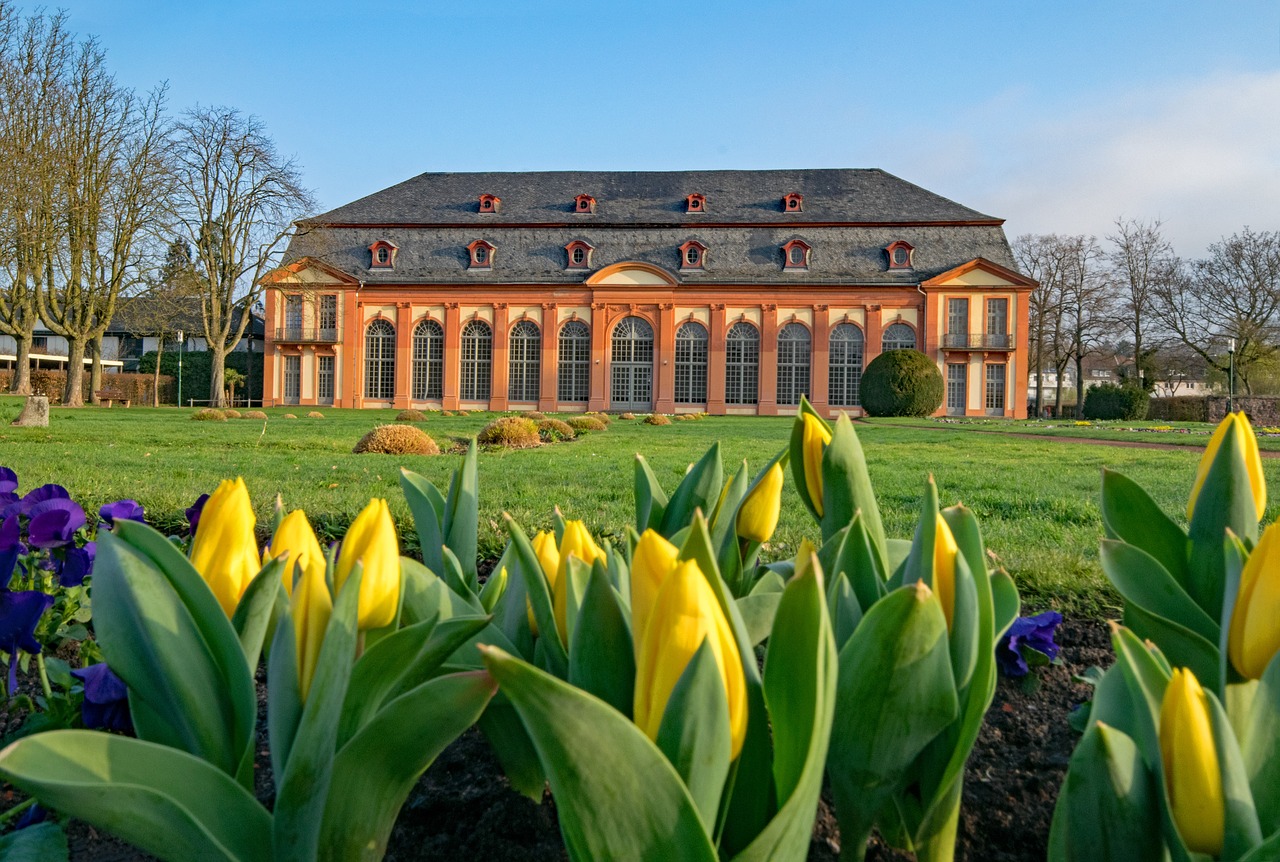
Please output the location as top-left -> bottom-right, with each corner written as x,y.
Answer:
411,319 -> 444,400
674,321 -> 709,404
557,320 -> 590,402
725,322 -> 760,405
882,322 -> 916,351
364,319 -> 395,400
460,319 -> 492,401
610,317 -> 655,410
776,322 -> 811,406
828,323 -> 865,407
508,320 -> 541,402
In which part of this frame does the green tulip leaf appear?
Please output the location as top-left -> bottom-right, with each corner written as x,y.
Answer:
1122,603 -> 1220,694
479,564 -> 508,612
991,569 -> 1020,639
1047,722 -> 1164,862
0,730 -> 270,862
491,545 -> 536,657
1111,625 -> 1173,771
661,442 -> 725,537
505,514 -> 568,675
444,438 -> 481,587
1221,534 -> 1248,690
320,671 -> 497,862
266,610 -> 302,787
735,591 -> 782,648
826,571 -> 862,652
635,453 -> 669,533
442,546 -> 481,607
655,640 -> 733,829
569,564 -> 636,716
480,646 -> 718,862
899,476 -> 942,590
0,820 -> 66,862
822,414 -> 888,566
1208,688 -> 1264,860
273,563 -> 362,862
1237,830 -> 1280,862
399,557 -> 455,625
1242,656 -> 1280,834
1101,468 -> 1191,587
947,551 -> 981,692
399,467 -> 447,579
787,397 -> 827,523
711,460 -> 751,553
231,557 -> 285,672
478,702 -> 546,800
1103,539 -> 1220,646
1188,427 -> 1259,621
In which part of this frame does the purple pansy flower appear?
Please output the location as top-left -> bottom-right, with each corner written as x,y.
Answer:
71,662 -> 133,733
996,611 -> 1064,677
0,467 -> 17,495
186,493 -> 210,536
0,588 -> 54,692
14,802 -> 48,829
0,514 -> 22,586
56,541 -> 95,587
99,499 -> 145,528
19,483 -> 70,516
26,497 -> 86,549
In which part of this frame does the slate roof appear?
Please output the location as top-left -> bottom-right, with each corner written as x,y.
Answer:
284,169 -> 1018,287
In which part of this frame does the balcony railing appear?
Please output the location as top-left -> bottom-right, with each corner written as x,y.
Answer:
941,333 -> 1014,350
274,327 -> 339,344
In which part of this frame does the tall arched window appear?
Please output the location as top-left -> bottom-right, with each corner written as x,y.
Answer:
460,319 -> 492,401
508,320 -> 541,402
411,319 -> 444,400
610,317 -> 654,410
882,322 -> 916,351
828,323 -> 865,407
776,322 -> 811,406
364,319 -> 396,400
674,321 -> 708,404
557,320 -> 590,402
725,322 -> 760,405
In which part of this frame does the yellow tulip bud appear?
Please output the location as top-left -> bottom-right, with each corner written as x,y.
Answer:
189,477 -> 261,618
801,413 -> 832,517
553,520 -> 605,642
736,463 -> 784,543
1159,668 -> 1224,857
264,509 -> 326,598
629,529 -> 681,654
1188,412 -> 1266,522
293,550 -> 332,703
934,514 -> 959,631
1228,520 -> 1280,679
526,530 -> 561,635
334,499 -> 401,631
633,559 -> 747,759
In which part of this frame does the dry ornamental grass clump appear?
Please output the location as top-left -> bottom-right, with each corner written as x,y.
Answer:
353,424 -> 441,456
478,416 -> 541,449
457,410 -> 470,417
537,418 -> 576,442
396,409 -> 426,422
190,408 -> 226,421
619,412 -> 636,420
283,413 -> 298,419
307,411 -> 324,419
223,409 -> 242,419
441,410 -> 455,417
585,411 -> 611,425
243,410 -> 268,420
567,416 -> 607,432
644,414 -> 671,426
525,411 -> 547,421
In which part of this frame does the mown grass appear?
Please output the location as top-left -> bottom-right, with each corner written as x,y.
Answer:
4,396 -> 1270,616
870,415 -> 1280,450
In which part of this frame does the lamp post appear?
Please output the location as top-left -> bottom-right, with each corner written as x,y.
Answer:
1228,338 -> 1236,415
176,329 -> 184,408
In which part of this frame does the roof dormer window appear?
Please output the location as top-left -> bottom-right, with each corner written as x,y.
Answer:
783,192 -> 804,213
467,240 -> 495,269
369,239 -> 398,269
686,193 -> 706,213
478,194 -> 501,213
565,240 -> 594,270
574,194 -> 596,214
782,239 -> 811,270
679,240 -> 708,270
886,240 -> 914,270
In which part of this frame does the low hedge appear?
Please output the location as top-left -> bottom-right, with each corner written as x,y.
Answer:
0,369 -> 174,405
138,349 -> 262,405
860,350 -> 944,417
1082,383 -> 1150,420
1146,396 -> 1210,423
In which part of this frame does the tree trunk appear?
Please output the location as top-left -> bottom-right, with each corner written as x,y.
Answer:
1054,375 -> 1064,418
209,344 -> 227,408
63,338 -> 86,407
10,337 -> 33,395
153,341 -> 164,407
89,337 -> 104,405
1075,354 -> 1085,415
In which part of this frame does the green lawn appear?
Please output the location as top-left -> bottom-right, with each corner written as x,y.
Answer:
3,397 -> 1266,615
870,415 -> 1280,450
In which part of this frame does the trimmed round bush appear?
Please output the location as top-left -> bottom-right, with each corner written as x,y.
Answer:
353,424 -> 440,456
677,413 -> 699,421
568,416 -> 607,432
619,412 -> 636,420
396,409 -> 427,422
585,411 -> 611,425
307,411 -> 324,419
283,413 -> 298,419
457,410 -> 470,417
537,418 -> 576,442
191,408 -> 226,421
861,350 -> 944,417
644,414 -> 671,426
243,410 -> 268,420
525,411 -> 547,422
441,410 -> 455,417
478,416 -> 540,449
223,409 -> 242,419
1082,383 -> 1150,421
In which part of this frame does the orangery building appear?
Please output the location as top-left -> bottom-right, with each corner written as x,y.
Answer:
262,169 -> 1034,417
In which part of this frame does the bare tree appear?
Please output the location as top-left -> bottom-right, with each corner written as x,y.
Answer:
1152,228 -> 1280,394
121,238 -> 200,405
168,106 -> 314,406
1014,234 -> 1072,415
1061,235 -> 1109,410
1106,217 -> 1175,388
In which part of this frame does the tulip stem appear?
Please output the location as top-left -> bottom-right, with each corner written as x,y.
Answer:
35,653 -> 53,702
355,631 -> 366,660
0,797 -> 36,826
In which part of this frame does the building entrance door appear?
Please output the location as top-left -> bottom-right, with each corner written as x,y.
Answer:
946,363 -> 967,416
610,317 -> 654,411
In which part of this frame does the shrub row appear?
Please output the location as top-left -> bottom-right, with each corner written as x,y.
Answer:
0,369 -> 174,405
137,349 -> 263,405
1082,383 -> 1150,420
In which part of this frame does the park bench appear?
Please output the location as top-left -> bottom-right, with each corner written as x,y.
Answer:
94,390 -> 131,408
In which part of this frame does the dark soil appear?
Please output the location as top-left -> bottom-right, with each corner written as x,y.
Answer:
27,617 -> 1113,862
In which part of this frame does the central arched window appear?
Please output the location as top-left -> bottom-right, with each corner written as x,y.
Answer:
776,322 -> 811,406
828,323 -> 865,407
460,319 -> 492,401
674,321 -> 709,404
557,320 -> 590,402
411,319 -> 444,400
882,322 -> 916,351
508,320 -> 541,402
364,319 -> 395,400
725,322 -> 760,405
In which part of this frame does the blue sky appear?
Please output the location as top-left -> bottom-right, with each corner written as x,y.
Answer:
43,0 -> 1280,255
